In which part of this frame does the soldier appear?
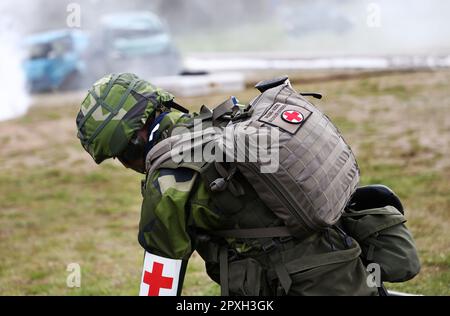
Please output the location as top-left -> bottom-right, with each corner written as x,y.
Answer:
76,73 -> 416,296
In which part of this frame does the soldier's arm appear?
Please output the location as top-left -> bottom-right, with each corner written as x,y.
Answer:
137,167 -> 198,296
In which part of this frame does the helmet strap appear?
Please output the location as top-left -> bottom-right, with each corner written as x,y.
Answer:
144,112 -> 170,158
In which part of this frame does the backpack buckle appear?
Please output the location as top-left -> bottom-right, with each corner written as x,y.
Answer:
262,240 -> 277,252
279,236 -> 293,243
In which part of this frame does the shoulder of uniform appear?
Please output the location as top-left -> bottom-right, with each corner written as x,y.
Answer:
158,168 -> 197,182
151,167 -> 198,195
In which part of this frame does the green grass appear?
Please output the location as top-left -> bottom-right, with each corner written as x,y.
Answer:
349,78 -> 421,101
0,69 -> 449,295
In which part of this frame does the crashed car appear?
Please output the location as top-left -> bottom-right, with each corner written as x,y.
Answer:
22,29 -> 89,92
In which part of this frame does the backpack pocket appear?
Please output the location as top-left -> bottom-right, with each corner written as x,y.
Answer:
342,205 -> 421,282
258,227 -> 378,296
280,229 -> 378,296
288,252 -> 377,296
227,257 -> 270,296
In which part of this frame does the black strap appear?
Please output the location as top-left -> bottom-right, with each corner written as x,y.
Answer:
261,240 -> 292,295
219,246 -> 229,296
379,283 -> 389,296
212,226 -> 292,239
196,107 -> 213,121
168,100 -> 189,113
300,92 -> 323,100
212,98 -> 235,122
177,106 -> 212,129
268,249 -> 292,294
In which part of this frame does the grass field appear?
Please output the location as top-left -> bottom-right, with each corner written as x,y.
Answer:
0,70 -> 449,295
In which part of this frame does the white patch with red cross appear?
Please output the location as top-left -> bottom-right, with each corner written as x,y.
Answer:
281,110 -> 304,124
139,252 -> 182,296
258,103 -> 312,134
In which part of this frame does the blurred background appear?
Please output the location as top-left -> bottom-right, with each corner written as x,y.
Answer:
0,0 -> 448,295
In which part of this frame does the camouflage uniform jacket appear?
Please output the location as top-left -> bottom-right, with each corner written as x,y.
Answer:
137,111 -> 378,296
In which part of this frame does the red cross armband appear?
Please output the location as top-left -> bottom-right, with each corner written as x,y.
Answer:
139,251 -> 183,296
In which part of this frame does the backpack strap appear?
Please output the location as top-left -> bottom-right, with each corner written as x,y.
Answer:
145,126 -> 220,174
300,92 -> 323,99
212,97 -> 236,122
167,100 -> 189,113
211,226 -> 291,239
263,240 -> 292,295
219,246 -> 230,296
216,234 -> 294,296
216,234 -> 293,296
213,225 -> 294,295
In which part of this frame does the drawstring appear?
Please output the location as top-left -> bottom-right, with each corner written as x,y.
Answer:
325,228 -> 336,251
334,226 -> 353,249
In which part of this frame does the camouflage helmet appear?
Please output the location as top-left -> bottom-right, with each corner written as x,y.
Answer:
76,73 -> 174,164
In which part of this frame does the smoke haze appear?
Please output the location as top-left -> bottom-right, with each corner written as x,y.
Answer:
0,3 -> 31,121
1,0 -> 449,120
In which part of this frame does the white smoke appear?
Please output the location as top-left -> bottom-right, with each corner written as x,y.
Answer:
0,15 -> 30,121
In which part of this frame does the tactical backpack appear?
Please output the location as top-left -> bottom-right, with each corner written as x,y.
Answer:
146,76 -> 360,237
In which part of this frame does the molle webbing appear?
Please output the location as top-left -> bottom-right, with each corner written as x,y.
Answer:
231,79 -> 360,235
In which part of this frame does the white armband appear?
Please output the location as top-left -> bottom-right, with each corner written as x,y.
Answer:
139,251 -> 183,296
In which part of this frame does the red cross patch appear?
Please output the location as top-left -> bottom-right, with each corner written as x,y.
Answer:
139,252 -> 182,296
281,110 -> 304,124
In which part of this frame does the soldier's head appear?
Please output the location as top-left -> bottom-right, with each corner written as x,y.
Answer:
76,73 -> 174,173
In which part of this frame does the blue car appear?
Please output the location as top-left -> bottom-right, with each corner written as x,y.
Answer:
23,30 -> 89,92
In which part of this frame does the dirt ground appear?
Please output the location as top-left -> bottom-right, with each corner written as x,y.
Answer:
0,69 -> 448,295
